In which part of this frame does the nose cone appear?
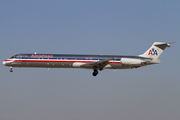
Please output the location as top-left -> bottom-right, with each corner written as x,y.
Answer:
3,60 -> 13,66
2,61 -> 6,65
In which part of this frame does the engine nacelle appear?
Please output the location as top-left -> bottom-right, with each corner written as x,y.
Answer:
121,58 -> 142,65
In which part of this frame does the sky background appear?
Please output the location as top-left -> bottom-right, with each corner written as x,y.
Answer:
0,0 -> 180,120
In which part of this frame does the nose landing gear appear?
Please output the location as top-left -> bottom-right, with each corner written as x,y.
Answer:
92,70 -> 98,76
10,67 -> 13,72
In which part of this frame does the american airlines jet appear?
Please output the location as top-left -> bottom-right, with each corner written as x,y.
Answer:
2,42 -> 173,76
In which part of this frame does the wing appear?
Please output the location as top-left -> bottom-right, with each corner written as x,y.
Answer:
81,57 -> 115,70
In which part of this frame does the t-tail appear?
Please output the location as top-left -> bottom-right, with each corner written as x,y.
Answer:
139,42 -> 173,59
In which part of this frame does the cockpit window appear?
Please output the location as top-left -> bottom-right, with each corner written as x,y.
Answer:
10,55 -> 16,58
10,54 -> 27,59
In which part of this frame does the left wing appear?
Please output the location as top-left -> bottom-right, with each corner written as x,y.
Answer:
81,57 -> 115,70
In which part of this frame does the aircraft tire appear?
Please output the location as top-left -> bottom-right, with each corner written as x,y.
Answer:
10,68 -> 13,72
92,70 -> 98,76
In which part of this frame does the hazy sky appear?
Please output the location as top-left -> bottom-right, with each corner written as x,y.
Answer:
0,0 -> 180,120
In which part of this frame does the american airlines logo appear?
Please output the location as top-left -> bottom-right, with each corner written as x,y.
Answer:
148,48 -> 158,55
31,54 -> 53,58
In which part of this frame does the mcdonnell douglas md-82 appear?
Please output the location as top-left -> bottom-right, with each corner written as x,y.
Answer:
3,42 -> 173,76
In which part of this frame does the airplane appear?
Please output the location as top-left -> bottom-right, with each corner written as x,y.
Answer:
2,42 -> 173,76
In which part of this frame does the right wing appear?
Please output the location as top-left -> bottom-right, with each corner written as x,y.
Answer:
81,57 -> 115,70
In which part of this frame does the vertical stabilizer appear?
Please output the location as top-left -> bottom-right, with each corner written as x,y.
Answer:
139,42 -> 172,59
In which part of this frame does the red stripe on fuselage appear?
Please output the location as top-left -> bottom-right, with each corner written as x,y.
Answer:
5,59 -> 13,62
12,59 -> 121,64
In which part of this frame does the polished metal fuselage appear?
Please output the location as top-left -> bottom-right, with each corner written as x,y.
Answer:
3,53 -> 152,70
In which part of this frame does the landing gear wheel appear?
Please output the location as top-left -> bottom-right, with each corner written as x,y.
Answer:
92,70 -> 98,76
10,68 -> 13,72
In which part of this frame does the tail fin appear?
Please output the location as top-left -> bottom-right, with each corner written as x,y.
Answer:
139,42 -> 173,59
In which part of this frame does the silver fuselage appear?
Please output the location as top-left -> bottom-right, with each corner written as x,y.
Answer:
2,53 -> 159,70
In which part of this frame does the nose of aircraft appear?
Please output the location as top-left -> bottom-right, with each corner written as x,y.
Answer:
2,61 -> 6,65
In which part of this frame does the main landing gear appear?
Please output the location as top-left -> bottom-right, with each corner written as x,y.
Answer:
92,70 -> 98,76
10,67 -> 13,72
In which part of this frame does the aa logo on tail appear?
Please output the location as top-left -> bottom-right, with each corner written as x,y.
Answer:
148,48 -> 158,55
